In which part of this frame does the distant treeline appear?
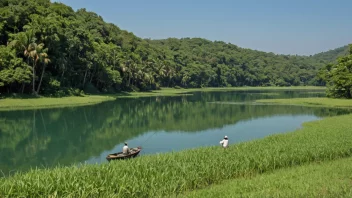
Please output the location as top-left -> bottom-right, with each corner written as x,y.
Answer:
0,0 -> 349,96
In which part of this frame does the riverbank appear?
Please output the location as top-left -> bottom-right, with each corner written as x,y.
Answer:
182,97 -> 352,197
0,95 -> 116,111
1,112 -> 352,197
0,86 -> 325,111
256,97 -> 352,108
120,86 -> 326,97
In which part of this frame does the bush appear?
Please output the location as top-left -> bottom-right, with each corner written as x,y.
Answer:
174,85 -> 182,89
54,90 -> 66,97
67,88 -> 84,96
106,86 -> 117,94
84,83 -> 100,94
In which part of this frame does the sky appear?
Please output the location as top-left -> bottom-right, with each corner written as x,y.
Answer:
53,0 -> 351,55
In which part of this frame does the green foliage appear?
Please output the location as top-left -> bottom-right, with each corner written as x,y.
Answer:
1,113 -> 352,197
321,44 -> 352,98
46,78 -> 60,91
0,45 -> 31,89
312,45 -> 349,62
0,0 -> 348,96
83,82 -> 100,94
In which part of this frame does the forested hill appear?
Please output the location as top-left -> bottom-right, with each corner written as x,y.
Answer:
311,45 -> 349,62
147,38 -> 343,87
0,0 -> 347,95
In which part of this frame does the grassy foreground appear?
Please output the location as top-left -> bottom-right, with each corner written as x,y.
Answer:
1,113 -> 352,197
0,86 -> 324,111
184,157 -> 352,198
256,97 -> 352,108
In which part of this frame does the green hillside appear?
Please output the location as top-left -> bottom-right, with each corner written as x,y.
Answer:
312,45 -> 349,62
0,0 -> 348,95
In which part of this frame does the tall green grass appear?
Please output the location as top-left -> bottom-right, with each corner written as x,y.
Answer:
1,114 -> 352,197
184,157 -> 352,198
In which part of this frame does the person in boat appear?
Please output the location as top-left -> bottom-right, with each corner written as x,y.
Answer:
220,136 -> 229,148
122,142 -> 130,155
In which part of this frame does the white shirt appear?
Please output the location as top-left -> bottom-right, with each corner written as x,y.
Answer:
220,139 -> 229,148
123,145 -> 129,154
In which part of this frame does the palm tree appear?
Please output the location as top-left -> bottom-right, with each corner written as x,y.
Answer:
153,59 -> 166,85
143,72 -> 155,89
8,26 -> 45,95
8,29 -> 35,59
181,75 -> 190,87
164,64 -> 175,87
8,31 -> 35,93
36,51 -> 50,94
157,61 -> 166,78
120,60 -> 132,87
27,42 -> 45,95
56,55 -> 67,83
129,62 -> 140,87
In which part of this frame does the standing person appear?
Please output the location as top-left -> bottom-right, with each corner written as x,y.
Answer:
220,136 -> 229,148
122,142 -> 130,155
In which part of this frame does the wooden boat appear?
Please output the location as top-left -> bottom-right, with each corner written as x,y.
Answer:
106,146 -> 142,161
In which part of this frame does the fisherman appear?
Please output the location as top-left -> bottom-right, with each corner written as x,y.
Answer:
122,142 -> 130,155
220,136 -> 229,148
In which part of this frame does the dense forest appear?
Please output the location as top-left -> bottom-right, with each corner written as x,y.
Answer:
0,0 -> 349,96
318,45 -> 352,98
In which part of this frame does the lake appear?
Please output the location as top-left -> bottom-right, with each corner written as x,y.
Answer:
0,89 -> 350,175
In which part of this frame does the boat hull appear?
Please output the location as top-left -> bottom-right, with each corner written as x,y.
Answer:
106,147 -> 142,161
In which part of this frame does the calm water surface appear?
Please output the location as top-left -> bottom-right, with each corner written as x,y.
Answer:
0,90 -> 350,175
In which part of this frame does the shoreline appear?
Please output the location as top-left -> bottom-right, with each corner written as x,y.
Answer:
1,112 -> 352,197
0,95 -> 116,111
0,86 -> 325,111
255,97 -> 352,108
1,96 -> 352,197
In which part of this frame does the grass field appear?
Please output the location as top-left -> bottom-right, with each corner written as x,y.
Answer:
183,157 -> 352,198
1,113 -> 352,197
0,86 -> 325,111
0,95 -> 116,111
256,97 -> 352,108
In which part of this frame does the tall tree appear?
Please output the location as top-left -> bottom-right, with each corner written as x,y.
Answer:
36,51 -> 50,94
27,42 -> 45,95
8,31 -> 37,93
0,0 -> 349,95
324,44 -> 352,98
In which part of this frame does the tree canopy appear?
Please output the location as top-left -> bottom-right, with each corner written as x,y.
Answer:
0,0 -> 349,96
319,45 -> 352,98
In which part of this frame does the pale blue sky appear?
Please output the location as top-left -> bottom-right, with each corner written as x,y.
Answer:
53,0 -> 351,55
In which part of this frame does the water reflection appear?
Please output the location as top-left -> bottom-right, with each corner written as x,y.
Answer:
0,90 -> 349,175
86,115 -> 320,164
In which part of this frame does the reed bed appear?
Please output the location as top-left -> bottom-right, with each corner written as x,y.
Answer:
1,114 -> 352,197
